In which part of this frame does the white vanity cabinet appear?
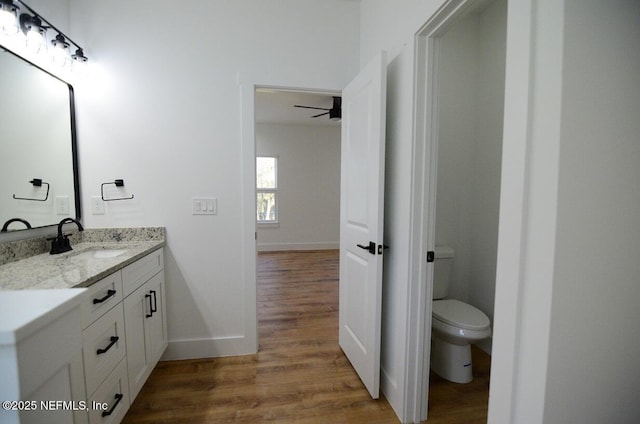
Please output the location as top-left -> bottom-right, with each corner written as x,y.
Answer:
123,271 -> 167,400
122,250 -> 167,400
0,289 -> 87,424
77,247 -> 166,424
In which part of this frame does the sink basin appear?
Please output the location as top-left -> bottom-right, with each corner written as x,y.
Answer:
63,247 -> 130,261
91,249 -> 128,259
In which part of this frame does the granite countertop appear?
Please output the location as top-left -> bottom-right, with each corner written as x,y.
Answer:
0,228 -> 165,291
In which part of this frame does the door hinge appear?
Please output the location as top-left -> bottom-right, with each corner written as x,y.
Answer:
427,251 -> 435,262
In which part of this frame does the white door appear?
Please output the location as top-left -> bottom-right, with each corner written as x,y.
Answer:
339,51 -> 387,399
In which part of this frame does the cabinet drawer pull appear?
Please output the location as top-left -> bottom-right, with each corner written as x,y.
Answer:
96,336 -> 119,355
145,290 -> 158,318
101,393 -> 124,417
150,290 -> 158,314
93,289 -> 116,304
145,293 -> 153,318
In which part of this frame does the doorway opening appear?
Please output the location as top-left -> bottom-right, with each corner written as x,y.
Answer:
248,87 -> 399,418
411,0 -> 507,420
254,89 -> 342,254
253,88 -> 342,350
241,50 -> 388,404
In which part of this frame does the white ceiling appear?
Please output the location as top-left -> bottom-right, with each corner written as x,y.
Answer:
254,89 -> 341,127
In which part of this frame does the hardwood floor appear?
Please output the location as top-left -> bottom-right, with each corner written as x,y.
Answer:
122,250 -> 396,423
426,345 -> 491,423
122,250 -> 489,423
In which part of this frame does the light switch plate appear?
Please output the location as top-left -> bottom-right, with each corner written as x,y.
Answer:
192,197 -> 217,215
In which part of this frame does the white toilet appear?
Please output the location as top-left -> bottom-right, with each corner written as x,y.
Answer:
430,246 -> 491,383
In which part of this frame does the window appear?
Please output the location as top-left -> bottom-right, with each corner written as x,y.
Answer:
256,156 -> 278,224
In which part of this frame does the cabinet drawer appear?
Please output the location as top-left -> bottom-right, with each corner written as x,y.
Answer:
81,272 -> 123,329
83,304 -> 126,396
122,248 -> 164,297
87,359 -> 130,424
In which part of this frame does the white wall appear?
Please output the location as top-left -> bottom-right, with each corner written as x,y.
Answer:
469,0 -> 505,346
544,0 -> 640,422
69,0 -> 360,358
256,123 -> 340,251
434,12 -> 478,303
434,0 -> 506,352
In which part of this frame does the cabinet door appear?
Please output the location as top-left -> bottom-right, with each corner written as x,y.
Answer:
123,282 -> 151,401
145,271 -> 168,366
21,353 -> 87,424
124,271 -> 167,400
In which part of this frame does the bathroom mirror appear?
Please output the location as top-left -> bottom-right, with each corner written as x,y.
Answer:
0,46 -> 80,233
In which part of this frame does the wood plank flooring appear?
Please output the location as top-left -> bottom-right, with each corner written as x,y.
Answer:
426,345 -> 491,423
122,250 -> 489,423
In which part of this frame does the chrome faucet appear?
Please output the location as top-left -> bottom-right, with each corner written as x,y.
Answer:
49,217 -> 84,254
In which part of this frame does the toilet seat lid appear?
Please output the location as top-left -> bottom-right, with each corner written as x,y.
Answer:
433,299 -> 490,331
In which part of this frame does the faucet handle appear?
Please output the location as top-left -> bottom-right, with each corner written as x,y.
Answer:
49,233 -> 73,254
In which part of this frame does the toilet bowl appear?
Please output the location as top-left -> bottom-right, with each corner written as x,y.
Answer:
431,299 -> 491,384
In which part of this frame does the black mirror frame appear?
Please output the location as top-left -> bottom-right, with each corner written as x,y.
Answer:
0,45 -> 82,231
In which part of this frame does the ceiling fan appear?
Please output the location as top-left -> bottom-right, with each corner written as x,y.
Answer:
294,96 -> 342,121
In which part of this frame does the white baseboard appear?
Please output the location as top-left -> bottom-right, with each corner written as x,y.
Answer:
257,242 -> 339,252
161,336 -> 256,360
381,366 -> 403,420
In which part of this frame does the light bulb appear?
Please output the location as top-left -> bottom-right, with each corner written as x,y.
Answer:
51,34 -> 70,67
21,14 -> 47,54
25,28 -> 46,53
0,2 -> 19,35
72,49 -> 88,76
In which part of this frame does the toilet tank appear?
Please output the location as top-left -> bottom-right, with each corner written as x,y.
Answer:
433,246 -> 454,299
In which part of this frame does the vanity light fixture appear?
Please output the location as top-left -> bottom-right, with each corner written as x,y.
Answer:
0,0 -> 19,35
0,0 -> 20,35
1,0 -> 88,71
19,13 -> 45,53
50,33 -> 70,67
71,48 -> 88,75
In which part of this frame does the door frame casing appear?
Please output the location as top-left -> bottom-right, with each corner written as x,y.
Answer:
406,2 -> 478,419
406,0 -> 526,421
